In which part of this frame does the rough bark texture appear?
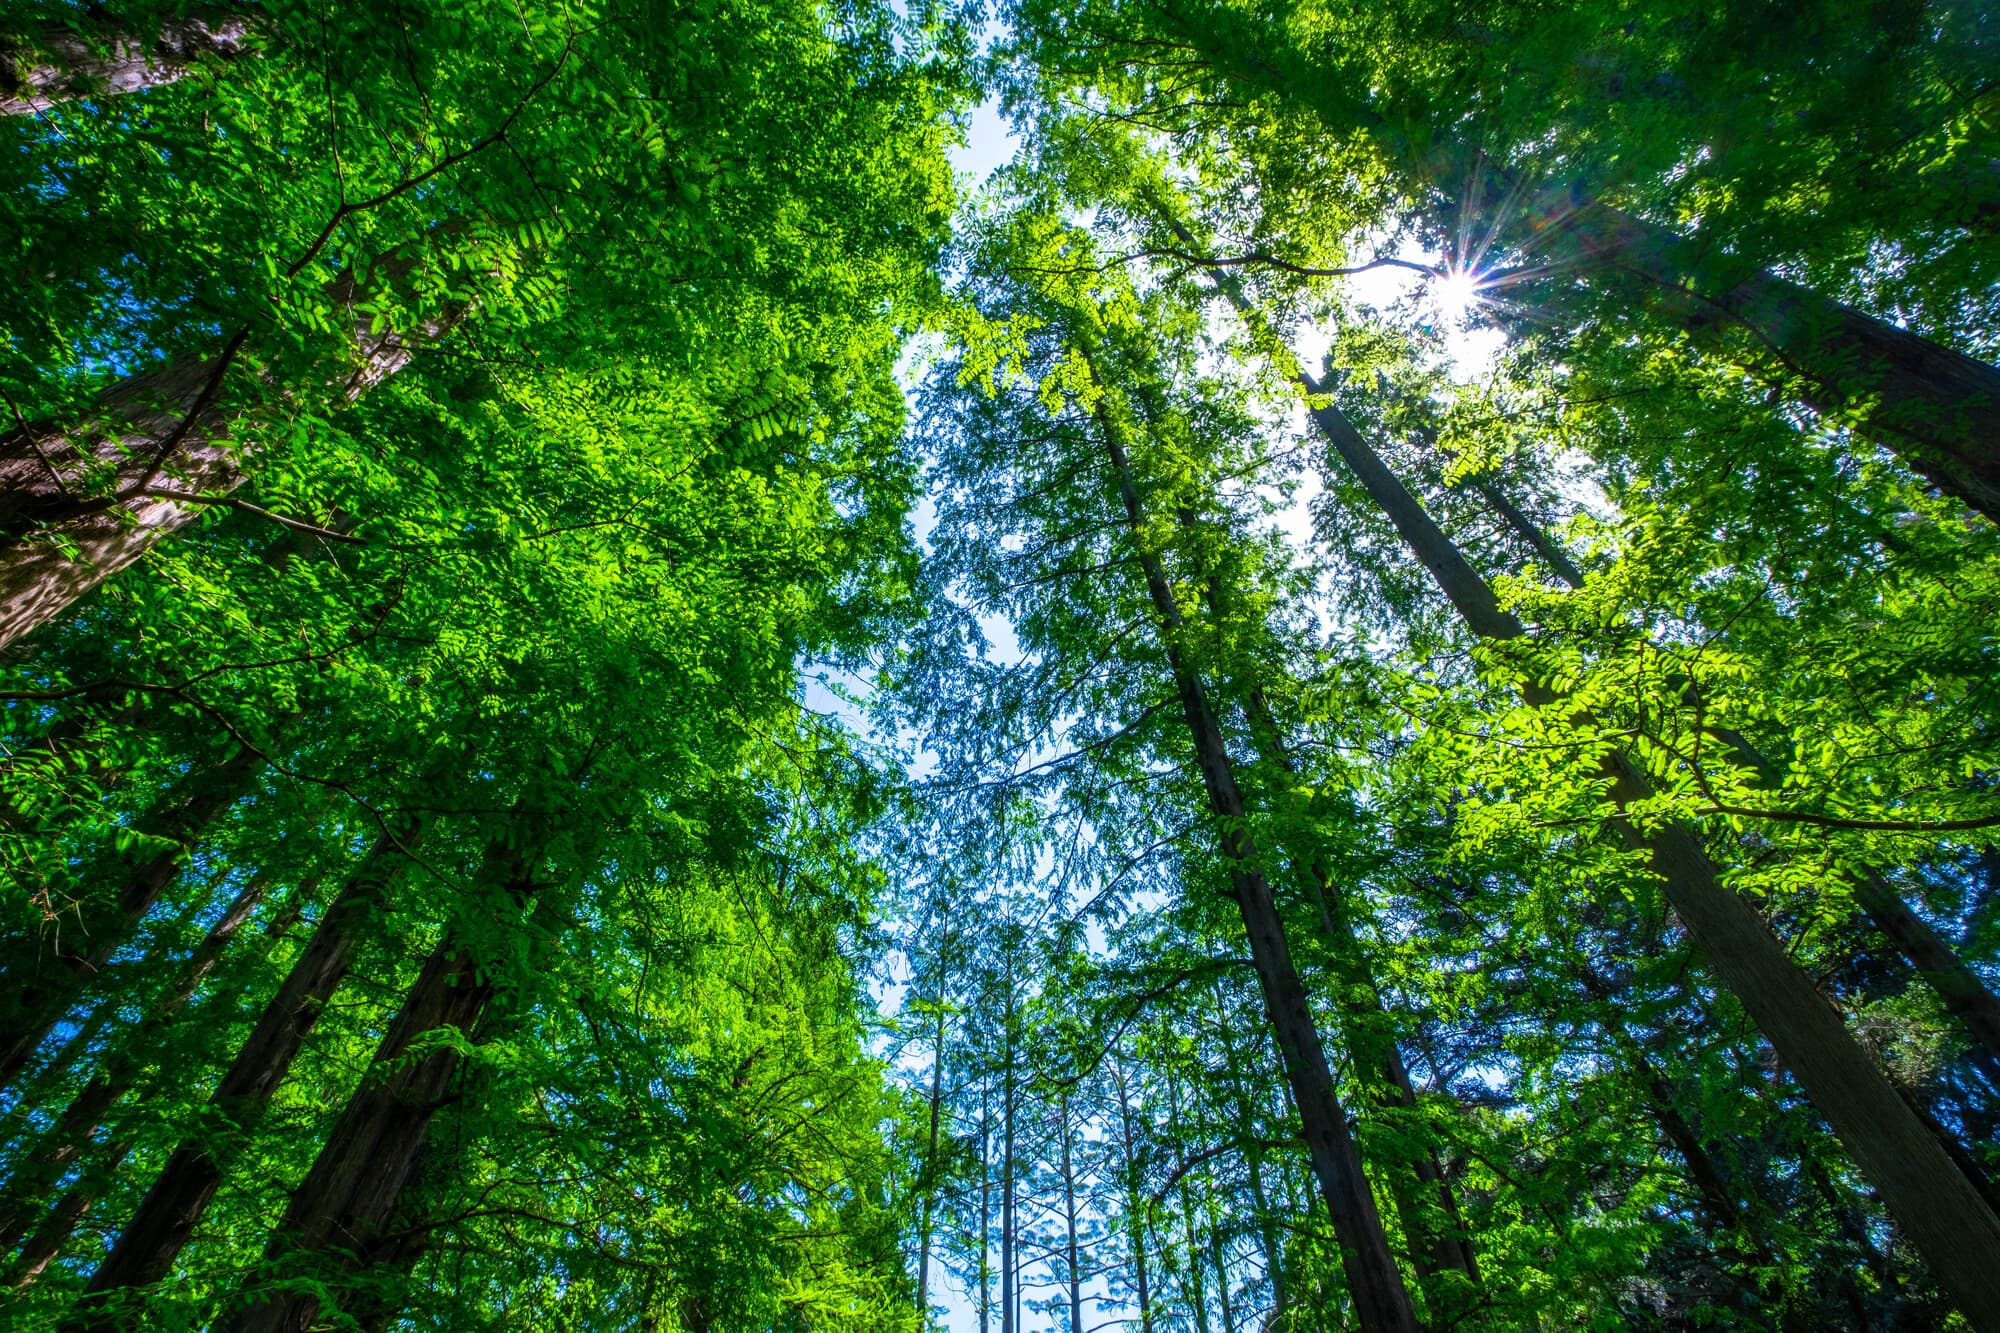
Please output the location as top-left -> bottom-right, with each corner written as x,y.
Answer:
0,300 -> 436,650
1088,364 -> 1419,1333
0,11 -> 260,116
0,745 -> 257,1088
1278,339 -> 2000,1329
77,830 -> 419,1308
1476,481 -> 2000,1077
224,930 -> 497,1333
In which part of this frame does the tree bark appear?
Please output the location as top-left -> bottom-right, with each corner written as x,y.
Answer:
1474,479 -> 2000,1077
1,871 -> 268,1279
221,926 -> 502,1332
1084,347 -> 1420,1333
0,744 -> 258,1088
0,259 -> 454,650
1233,673 -> 1481,1294
1262,324 -> 2000,1328
0,11 -> 260,116
1482,180 -> 2000,521
74,828 -> 421,1311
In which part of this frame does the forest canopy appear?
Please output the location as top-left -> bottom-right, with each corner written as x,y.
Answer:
0,1 -> 1997,1330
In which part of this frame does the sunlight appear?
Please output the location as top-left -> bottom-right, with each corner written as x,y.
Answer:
1432,264 -> 1483,327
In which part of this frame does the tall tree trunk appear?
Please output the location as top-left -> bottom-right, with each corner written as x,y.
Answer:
1001,972 -> 1017,1333
1230,669 -> 1480,1294
979,1080 -> 993,1333
1170,1071 -> 1212,1333
918,935 -> 950,1318
1206,1176 -> 1236,1333
1082,344 -> 1420,1333
1233,291 -> 2000,1325
221,875 -> 526,1333
1473,477 -> 2000,1078
1206,1003 -> 1288,1321
1470,175 -> 2000,520
1148,24 -> 2000,521
73,828 -> 421,1313
0,11 -> 261,116
1113,1051 -> 1156,1333
1,871 -> 268,1277
1,744 -> 257,1088
1061,1096 -> 1084,1333
0,259 -> 453,650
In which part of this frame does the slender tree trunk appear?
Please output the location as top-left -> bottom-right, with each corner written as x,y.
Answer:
1233,673 -> 1480,1293
0,11 -> 261,115
221,898 -> 519,1333
1001,974 -> 1017,1333
73,828 -> 421,1313
980,1080 -> 993,1333
1474,478 -> 2000,1078
1207,1176 -> 1237,1333
1240,298 -> 2000,1325
1207,1001 -> 1288,1321
1113,1051 -> 1156,1333
1,871 -> 268,1277
1082,344 -> 1419,1333
1061,1096 -> 1084,1333
1170,1070 -> 1212,1333
918,934 -> 951,1319
1,744 -> 257,1089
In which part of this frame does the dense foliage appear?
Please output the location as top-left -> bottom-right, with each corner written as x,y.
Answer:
3,1 -> 1998,1330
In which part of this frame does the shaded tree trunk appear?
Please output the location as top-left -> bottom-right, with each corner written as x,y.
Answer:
221,877 -> 524,1333
74,828 -> 422,1315
0,257 -> 455,650
2,871 -> 269,1279
1,745 -> 258,1088
0,11 -> 261,116
1474,477 -> 2000,1079
1083,343 -> 1420,1333
1248,299 -> 2000,1326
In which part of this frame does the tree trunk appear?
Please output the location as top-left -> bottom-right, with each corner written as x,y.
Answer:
918,937 -> 950,1318
1473,478 -> 2000,1077
1113,1051 -> 1156,1333
1,871 -> 268,1278
979,1080 -> 993,1333
1,744 -> 258,1088
1481,179 -> 2000,521
1061,1096 -> 1084,1333
1231,671 -> 1480,1294
1252,310 -> 2000,1327
75,829 -> 420,1311
1001,973 -> 1017,1333
221,918 -> 506,1333
1150,23 -> 2000,522
0,257 -> 453,649
0,11 -> 260,116
1084,347 -> 1420,1333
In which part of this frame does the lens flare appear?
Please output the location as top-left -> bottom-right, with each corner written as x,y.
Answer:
1433,266 -> 1482,325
